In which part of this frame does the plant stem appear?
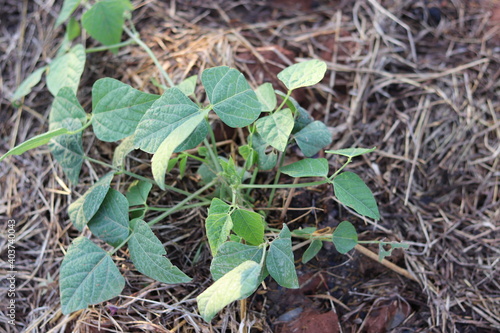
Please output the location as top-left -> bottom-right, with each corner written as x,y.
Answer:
108,233 -> 133,256
329,157 -> 352,181
148,180 -> 216,226
146,201 -> 211,212
85,39 -> 136,53
275,89 -> 292,113
123,26 -> 174,87
266,152 -> 286,207
239,179 -> 328,189
84,156 -> 210,202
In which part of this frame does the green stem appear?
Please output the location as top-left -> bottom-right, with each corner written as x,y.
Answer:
147,180 -> 216,226
123,26 -> 174,87
329,157 -> 352,181
68,116 -> 93,135
240,179 -> 328,189
266,152 -> 286,207
275,89 -> 292,113
146,201 -> 211,212
85,39 -> 136,53
204,138 -> 222,173
108,233 -> 133,256
84,156 -> 210,202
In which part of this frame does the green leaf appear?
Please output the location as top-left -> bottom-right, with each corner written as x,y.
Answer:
92,78 -> 160,142
378,242 -> 409,261
255,109 -> 294,152
112,135 -> 136,168
250,132 -> 277,170
230,209 -> 265,246
134,87 -> 205,153
197,260 -> 261,322
210,242 -> 264,280
333,172 -> 380,220
49,118 -> 84,184
266,224 -> 298,288
238,145 -> 258,167
277,59 -> 327,90
68,173 -> 114,231
60,237 -> 124,314
255,83 -> 277,111
66,17 -> 81,41
332,221 -> 358,254
205,198 -> 233,256
151,110 -> 208,190
294,121 -> 332,157
11,66 -> 46,102
87,189 -> 129,247
325,147 -> 376,158
302,239 -> 323,263
201,66 -> 261,127
0,128 -> 69,162
178,154 -> 188,179
280,158 -> 329,178
128,219 -> 192,283
49,87 -> 87,126
81,0 -> 132,53
176,75 -> 197,96
55,0 -> 81,27
126,180 -> 152,206
46,44 -> 86,96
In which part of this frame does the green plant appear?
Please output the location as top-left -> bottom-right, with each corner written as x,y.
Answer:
2,0 -> 407,322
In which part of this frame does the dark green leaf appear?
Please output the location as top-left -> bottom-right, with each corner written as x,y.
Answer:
332,221 -> 358,254
92,78 -> 159,142
202,66 -> 261,127
60,237 -> 124,314
87,189 -> 129,247
128,219 -> 191,283
280,158 -> 329,178
294,121 -> 332,157
302,239 -> 323,263
266,224 -> 298,288
68,173 -> 114,231
333,172 -> 380,220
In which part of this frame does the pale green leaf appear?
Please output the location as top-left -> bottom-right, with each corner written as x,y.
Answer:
294,121 -> 332,157
60,237 -> 124,314
0,128 -> 69,162
210,242 -> 264,280
55,0 -> 81,27
197,260 -> 261,322
134,87 -> 205,153
92,78 -> 159,142
266,224 -> 298,288
277,59 -> 327,90
87,189 -> 129,247
201,66 -> 261,127
333,172 -> 380,220
205,198 -> 232,256
325,147 -> 376,158
176,75 -> 197,96
332,221 -> 358,254
280,158 -> 329,178
255,83 -> 277,111
255,109 -> 294,152
11,66 -> 46,102
151,110 -> 207,190
68,173 -> 114,231
275,91 -> 313,133
302,239 -> 323,263
128,219 -> 191,283
82,0 -> 132,52
230,209 -> 265,246
46,44 -> 86,96
378,242 -> 409,261
112,135 -> 136,168
126,180 -> 152,206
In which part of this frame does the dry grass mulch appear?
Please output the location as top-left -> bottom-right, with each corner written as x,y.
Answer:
1,0 -> 499,332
